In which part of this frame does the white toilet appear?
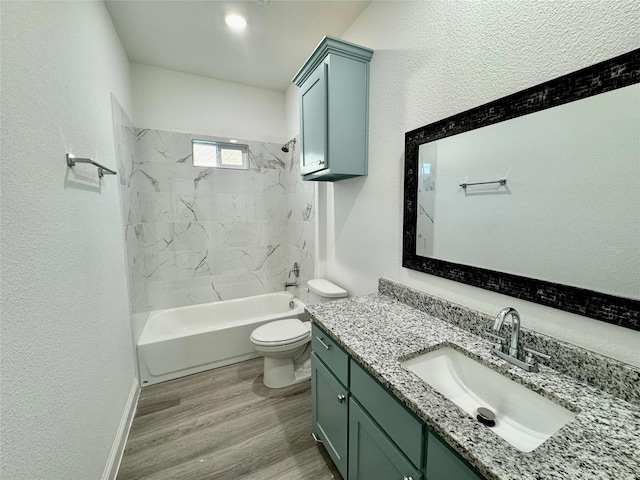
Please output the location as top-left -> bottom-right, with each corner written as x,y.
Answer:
250,279 -> 347,388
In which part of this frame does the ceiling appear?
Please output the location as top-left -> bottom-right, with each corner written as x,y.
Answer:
105,0 -> 371,92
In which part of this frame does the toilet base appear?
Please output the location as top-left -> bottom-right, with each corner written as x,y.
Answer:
263,356 -> 311,389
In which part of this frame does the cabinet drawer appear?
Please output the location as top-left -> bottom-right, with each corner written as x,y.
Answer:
426,431 -> 484,480
350,360 -> 423,468
311,324 -> 349,386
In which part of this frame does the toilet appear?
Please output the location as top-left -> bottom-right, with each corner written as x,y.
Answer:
250,279 -> 347,388
306,278 -> 349,304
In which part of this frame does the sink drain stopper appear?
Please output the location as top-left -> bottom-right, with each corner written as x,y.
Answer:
476,407 -> 496,427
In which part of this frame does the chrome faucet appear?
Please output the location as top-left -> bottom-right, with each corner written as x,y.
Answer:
284,262 -> 300,289
490,307 -> 550,373
493,307 -> 521,358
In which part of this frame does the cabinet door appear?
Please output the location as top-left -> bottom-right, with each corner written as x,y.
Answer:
349,399 -> 423,480
311,353 -> 349,478
426,431 -> 484,480
350,360 -> 423,468
300,62 -> 328,176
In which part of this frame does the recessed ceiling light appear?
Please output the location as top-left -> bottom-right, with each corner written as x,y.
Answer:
225,14 -> 247,29
229,139 -> 238,143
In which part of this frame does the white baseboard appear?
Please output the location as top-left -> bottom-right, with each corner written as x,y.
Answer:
102,378 -> 140,480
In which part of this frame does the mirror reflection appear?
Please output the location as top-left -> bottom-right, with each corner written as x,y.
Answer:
416,83 -> 640,300
404,50 -> 640,328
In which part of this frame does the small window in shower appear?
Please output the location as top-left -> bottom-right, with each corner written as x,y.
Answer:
192,140 -> 249,170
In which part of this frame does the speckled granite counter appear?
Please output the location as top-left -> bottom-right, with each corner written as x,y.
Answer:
306,289 -> 640,480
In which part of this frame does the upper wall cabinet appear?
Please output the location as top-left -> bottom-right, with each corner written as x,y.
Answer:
293,36 -> 373,181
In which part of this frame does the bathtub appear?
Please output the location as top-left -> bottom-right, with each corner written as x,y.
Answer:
137,292 -> 307,386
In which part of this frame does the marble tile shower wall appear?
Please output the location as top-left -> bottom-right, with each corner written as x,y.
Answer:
126,129 -> 314,312
111,96 -> 141,321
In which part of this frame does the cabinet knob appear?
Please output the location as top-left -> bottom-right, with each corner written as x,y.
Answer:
337,394 -> 346,403
318,160 -> 325,165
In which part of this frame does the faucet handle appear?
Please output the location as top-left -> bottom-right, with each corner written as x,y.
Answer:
487,333 -> 506,352
523,347 -> 551,366
288,262 -> 301,279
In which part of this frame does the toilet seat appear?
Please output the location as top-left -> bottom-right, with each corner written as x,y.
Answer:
250,318 -> 311,347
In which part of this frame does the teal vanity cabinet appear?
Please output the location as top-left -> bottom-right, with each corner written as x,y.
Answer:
349,399 -> 423,480
426,431 -> 484,480
311,324 -> 486,480
311,325 -> 350,478
293,36 -> 373,181
349,360 -> 424,480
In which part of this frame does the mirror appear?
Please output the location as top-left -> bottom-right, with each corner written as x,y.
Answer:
403,48 -> 640,330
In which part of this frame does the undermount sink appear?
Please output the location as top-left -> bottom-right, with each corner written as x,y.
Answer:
401,346 -> 578,452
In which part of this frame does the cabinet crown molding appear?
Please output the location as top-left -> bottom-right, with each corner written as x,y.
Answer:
293,35 -> 374,87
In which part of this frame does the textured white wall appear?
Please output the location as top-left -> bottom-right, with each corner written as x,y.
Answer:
310,1 -> 640,365
1,2 -> 137,479
285,84 -> 301,141
132,63 -> 287,144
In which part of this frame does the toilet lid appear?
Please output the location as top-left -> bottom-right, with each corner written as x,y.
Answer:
251,319 -> 310,346
307,279 -> 347,298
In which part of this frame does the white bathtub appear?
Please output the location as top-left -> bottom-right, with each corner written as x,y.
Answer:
137,292 -> 307,386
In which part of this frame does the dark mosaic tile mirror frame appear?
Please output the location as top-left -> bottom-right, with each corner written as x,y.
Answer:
403,48 -> 640,331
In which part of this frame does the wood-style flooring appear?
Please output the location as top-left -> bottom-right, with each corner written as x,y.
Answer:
117,358 -> 341,480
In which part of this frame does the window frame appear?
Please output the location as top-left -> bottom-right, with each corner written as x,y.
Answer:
192,139 -> 249,170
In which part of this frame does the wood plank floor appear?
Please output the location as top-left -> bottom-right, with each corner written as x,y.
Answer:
117,358 -> 341,480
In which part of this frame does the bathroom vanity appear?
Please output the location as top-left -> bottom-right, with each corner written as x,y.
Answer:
308,279 -> 640,480
312,324 -> 481,480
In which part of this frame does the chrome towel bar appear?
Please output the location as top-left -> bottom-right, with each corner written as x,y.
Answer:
460,178 -> 506,190
66,153 -> 116,178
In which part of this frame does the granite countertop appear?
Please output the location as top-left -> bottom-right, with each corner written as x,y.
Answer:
306,293 -> 640,480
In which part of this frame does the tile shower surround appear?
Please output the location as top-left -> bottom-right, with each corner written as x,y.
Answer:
112,112 -> 314,314
111,96 -> 140,315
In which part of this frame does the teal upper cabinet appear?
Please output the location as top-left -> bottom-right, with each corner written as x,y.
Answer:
293,36 -> 373,181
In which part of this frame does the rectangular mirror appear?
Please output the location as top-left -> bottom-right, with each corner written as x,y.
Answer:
404,49 -> 640,330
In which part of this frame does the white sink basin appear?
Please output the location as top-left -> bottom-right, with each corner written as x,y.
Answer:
401,346 -> 578,452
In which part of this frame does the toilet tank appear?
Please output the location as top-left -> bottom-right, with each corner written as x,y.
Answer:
307,279 -> 348,304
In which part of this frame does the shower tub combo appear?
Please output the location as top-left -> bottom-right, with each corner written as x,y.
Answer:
137,292 -> 307,386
